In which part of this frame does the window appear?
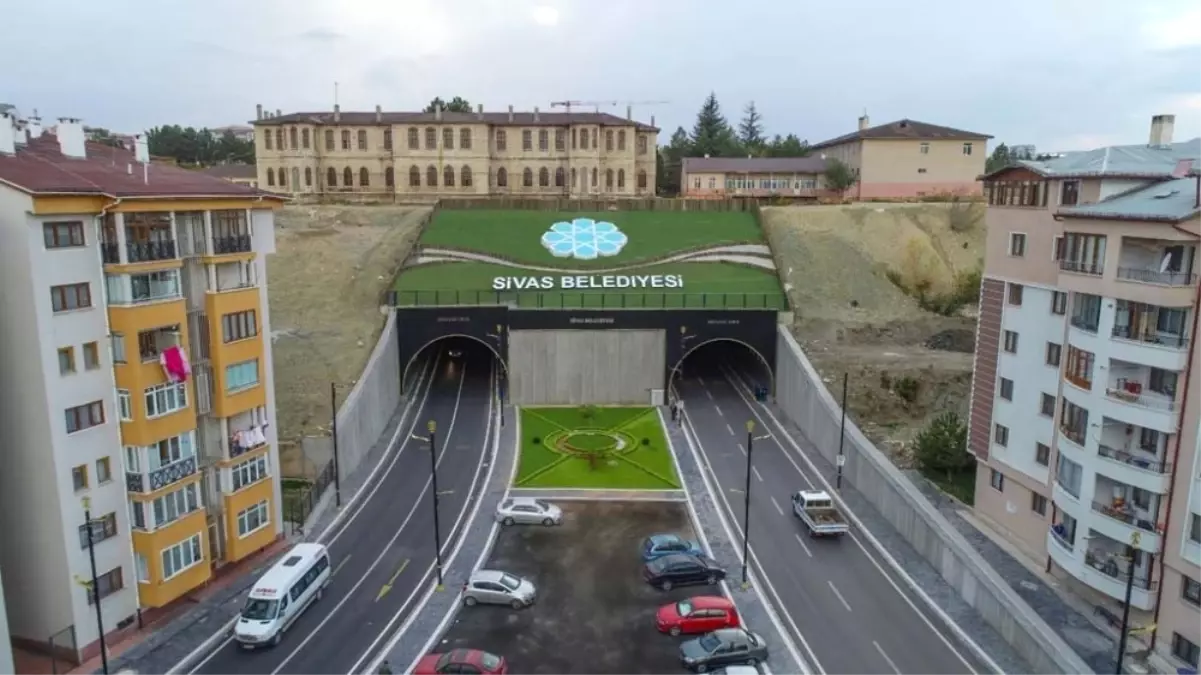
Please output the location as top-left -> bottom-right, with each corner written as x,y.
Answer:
618,169 -> 625,189
554,129 -> 564,151
324,129 -> 334,151
275,129 -> 284,149
444,165 -> 455,187
110,333 -> 126,364
1190,513 -> 1201,544
538,129 -> 548,151
407,127 -> 419,149
226,359 -> 260,393
237,501 -> 270,537
357,129 -> 367,150
1070,293 -> 1102,331
409,165 -> 420,187
1003,330 -> 1018,353
72,464 -> 88,491
994,424 -> 1009,447
44,221 -> 85,249
496,167 -> 507,187
495,130 -> 506,151
591,167 -> 597,187
232,455 -> 269,491
999,377 -> 1014,400
289,127 -> 298,148
360,167 -> 370,187
79,512 -> 118,549
426,165 -> 437,187
1050,291 -> 1067,315
571,168 -> 577,187
86,567 -> 124,605
519,129 -> 532,151
963,142 -> 973,156
144,382 -> 188,418
66,401 -> 105,434
637,134 -> 648,154
161,534 -> 203,580
1040,393 -> 1056,417
919,142 -> 930,155
58,347 -> 75,374
1035,443 -> 1050,466
305,167 -> 313,187
605,130 -> 614,151
538,167 -> 549,187
264,131 -> 272,150
343,167 -> 353,187
222,310 -> 257,343
1046,342 -> 1062,367
442,127 -> 454,150
1060,180 -> 1080,206
380,128 -> 391,151
1008,232 -> 1027,257
1008,283 -> 1023,305
617,130 -> 626,151
153,483 -> 200,528
605,169 -> 614,189
638,170 -> 648,189
425,127 -> 436,149
291,167 -> 299,188
340,130 -> 350,150
141,433 -> 195,470
327,167 -> 337,187
461,165 -> 472,187
385,167 -> 394,187
1172,633 -> 1199,668
51,283 -> 92,312
554,167 -> 564,187
1059,233 -> 1107,275
460,128 -> 471,150
83,341 -> 100,370
1065,345 -> 1094,387
117,389 -> 132,421
302,128 -> 310,149
989,469 -> 1004,491
1059,399 -> 1089,446
523,168 -> 533,187
1031,493 -> 1047,515
1056,453 -> 1083,498
96,457 -> 112,483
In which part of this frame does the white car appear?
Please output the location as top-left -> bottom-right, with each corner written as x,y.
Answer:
496,497 -> 562,526
462,570 -> 537,609
712,667 -> 761,675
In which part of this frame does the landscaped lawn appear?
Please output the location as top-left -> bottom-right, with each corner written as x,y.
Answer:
515,407 -> 681,489
418,209 -> 764,267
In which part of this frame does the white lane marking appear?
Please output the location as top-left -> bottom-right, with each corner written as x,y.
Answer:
720,365 -> 991,675
726,423 -> 735,436
771,496 -> 785,516
705,387 -> 714,400
332,555 -> 353,577
828,581 -> 852,612
180,356 -> 440,674
737,442 -> 746,456
793,533 -> 813,558
715,406 -> 724,417
355,366 -> 500,675
753,467 -> 764,483
270,363 -> 473,675
874,641 -> 902,675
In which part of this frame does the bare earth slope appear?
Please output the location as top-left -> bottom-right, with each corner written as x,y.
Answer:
761,202 -> 985,463
268,205 -> 428,477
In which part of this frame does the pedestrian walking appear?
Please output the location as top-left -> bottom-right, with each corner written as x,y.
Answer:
676,399 -> 685,427
670,397 -> 678,422
378,660 -> 393,675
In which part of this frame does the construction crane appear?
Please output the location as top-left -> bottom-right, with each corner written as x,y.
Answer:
550,100 -> 669,117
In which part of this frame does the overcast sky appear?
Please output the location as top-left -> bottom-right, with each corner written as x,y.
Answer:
2,0 -> 1198,153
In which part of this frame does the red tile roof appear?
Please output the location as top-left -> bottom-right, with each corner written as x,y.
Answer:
0,134 -> 281,199
199,164 -> 258,180
254,110 -> 659,131
811,119 -> 992,150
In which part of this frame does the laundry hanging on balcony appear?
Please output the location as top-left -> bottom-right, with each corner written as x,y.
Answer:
160,345 -> 191,383
230,424 -> 269,454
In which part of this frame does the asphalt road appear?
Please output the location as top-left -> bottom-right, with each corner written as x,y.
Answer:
675,350 -> 994,675
189,343 -> 496,675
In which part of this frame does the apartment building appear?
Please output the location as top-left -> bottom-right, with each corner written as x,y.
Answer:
253,103 -> 659,198
0,112 -> 285,664
811,115 -> 991,199
969,114 -> 1201,670
679,156 -> 832,199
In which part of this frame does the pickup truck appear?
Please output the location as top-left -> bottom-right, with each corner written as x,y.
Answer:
792,490 -> 849,538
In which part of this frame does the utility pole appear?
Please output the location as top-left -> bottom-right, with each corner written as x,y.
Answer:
741,420 -> 755,586
427,420 -> 445,589
1114,531 -> 1141,674
836,373 -> 848,490
330,383 -> 343,507
82,498 -> 109,675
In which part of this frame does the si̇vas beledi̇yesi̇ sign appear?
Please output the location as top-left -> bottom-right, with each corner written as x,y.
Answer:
490,219 -> 686,291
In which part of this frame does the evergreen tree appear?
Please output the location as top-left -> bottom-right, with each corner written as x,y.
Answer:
658,127 -> 692,196
690,92 -> 739,157
985,143 -> 1012,173
766,133 -> 810,158
424,96 -> 472,113
738,102 -> 766,155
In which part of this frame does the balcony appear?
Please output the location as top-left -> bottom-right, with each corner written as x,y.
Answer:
1116,238 -> 1197,287
126,455 -> 197,493
137,325 -> 182,363
101,242 -> 120,264
1076,531 -> 1158,609
212,261 -> 258,292
213,235 -> 252,255
1089,477 -> 1162,553
1059,259 -> 1104,276
227,409 -> 269,460
1102,361 -> 1180,433
124,433 -> 198,493
106,270 -> 183,307
1117,266 -> 1198,286
127,240 -> 177,263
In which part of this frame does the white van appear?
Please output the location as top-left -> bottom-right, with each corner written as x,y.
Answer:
234,543 -> 332,648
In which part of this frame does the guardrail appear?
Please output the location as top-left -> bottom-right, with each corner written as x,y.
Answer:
386,289 -> 785,310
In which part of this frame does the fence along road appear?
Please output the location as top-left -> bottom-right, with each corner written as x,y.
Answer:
187,347 -> 496,674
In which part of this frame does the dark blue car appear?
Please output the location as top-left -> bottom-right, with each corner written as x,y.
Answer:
642,533 -> 703,562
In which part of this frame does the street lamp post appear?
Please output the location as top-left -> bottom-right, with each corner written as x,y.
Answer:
427,420 -> 445,589
836,373 -> 848,490
741,420 -> 755,586
1114,531 -> 1141,674
81,497 -> 109,675
330,382 -> 343,508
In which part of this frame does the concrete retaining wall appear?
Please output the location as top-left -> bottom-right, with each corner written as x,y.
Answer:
773,325 -> 1091,674
509,329 -> 664,405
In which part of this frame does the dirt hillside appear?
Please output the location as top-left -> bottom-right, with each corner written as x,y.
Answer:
760,202 -> 986,463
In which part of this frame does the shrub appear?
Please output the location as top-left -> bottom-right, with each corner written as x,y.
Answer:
532,437 -> 541,445
892,376 -> 920,403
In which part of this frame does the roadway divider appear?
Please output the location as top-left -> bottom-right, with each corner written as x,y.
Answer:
769,326 -> 1092,674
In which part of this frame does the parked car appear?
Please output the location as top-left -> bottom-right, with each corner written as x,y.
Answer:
679,628 -> 769,672
413,649 -> 507,675
496,497 -> 562,526
461,570 -> 536,609
657,595 -> 741,636
641,533 -> 703,562
644,553 -> 726,591
711,666 -> 760,675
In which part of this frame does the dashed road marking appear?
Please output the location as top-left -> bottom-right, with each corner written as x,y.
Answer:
771,496 -> 785,516
828,581 -> 852,612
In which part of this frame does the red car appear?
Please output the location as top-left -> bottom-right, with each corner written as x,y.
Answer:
656,595 -> 741,636
413,649 -> 508,674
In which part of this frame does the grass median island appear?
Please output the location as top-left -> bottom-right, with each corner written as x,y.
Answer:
516,406 -> 680,489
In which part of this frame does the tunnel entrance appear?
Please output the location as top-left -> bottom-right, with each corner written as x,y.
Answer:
401,334 -> 507,399
669,338 -> 774,403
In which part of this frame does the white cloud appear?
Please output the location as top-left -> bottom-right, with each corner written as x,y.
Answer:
1140,6 -> 1201,50
531,5 -> 560,27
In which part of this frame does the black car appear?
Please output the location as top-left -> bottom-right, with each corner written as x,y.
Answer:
643,553 -> 726,591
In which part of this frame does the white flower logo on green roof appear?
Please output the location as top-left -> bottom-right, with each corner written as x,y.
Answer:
540,218 -> 628,260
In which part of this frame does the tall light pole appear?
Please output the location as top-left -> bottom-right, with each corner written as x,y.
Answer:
836,372 -> 848,490
427,420 -> 445,589
1114,530 -> 1141,674
330,382 -> 344,507
81,497 -> 109,675
741,420 -> 755,586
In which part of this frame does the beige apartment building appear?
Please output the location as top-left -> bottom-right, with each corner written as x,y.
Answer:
679,156 -> 833,200
253,103 -> 659,198
811,115 -> 991,200
969,114 -> 1200,671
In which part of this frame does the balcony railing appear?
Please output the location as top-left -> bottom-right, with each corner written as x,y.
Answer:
1064,372 -> 1093,390
1105,383 -> 1177,411
1084,549 -> 1157,590
100,243 -> 120,264
1070,315 -> 1100,332
1111,325 -> 1189,349
1091,500 -> 1158,533
1060,425 -> 1087,446
1049,525 -> 1075,551
1116,266 -> 1198,287
213,235 -> 252,254
125,471 -> 145,493
1097,444 -> 1170,473
1060,260 -> 1104,276
127,240 -> 177,263
124,456 -> 197,493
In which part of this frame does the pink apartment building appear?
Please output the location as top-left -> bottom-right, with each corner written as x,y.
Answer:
969,114 -> 1201,671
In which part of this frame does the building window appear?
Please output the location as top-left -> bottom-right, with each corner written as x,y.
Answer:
443,128 -> 454,150
153,483 -> 200,528
83,341 -> 100,370
291,167 -> 299,188
1008,283 -> 1023,305
999,377 -> 1014,401
406,127 -> 419,149
226,359 -> 260,393
289,127 -> 298,148
1035,443 -> 1050,466
538,129 -> 548,151
237,501 -> 271,538
1181,576 -> 1201,607
72,464 -> 88,491
495,130 -> 506,152
554,167 -> 565,187
496,168 -> 508,187
1031,493 -> 1047,515
305,167 -> 313,187
409,165 -> 421,187
989,469 -> 1004,491
426,165 -> 438,187
963,142 -> 973,156
117,389 -> 132,421
66,401 -> 105,434
460,128 -> 471,150
638,170 -> 648,189
617,130 -> 627,151
637,135 -> 648,154
522,130 -> 533,151
264,131 -> 272,150
1050,291 -> 1067,315
1172,633 -> 1199,669
85,567 -> 124,605
232,455 -> 269,491
278,168 -> 287,188
605,169 -> 614,189
591,167 -> 598,187
994,424 -> 1009,447
96,456 -> 112,484
302,129 -> 310,149
58,346 -> 75,375
275,129 -> 284,149
523,168 -> 534,187
605,130 -> 614,151
571,168 -> 578,187
343,167 -> 353,187
360,167 -> 370,187
222,310 -> 257,343
326,167 -> 337,188
1060,180 -> 1080,206
357,129 -> 367,150
1046,342 -> 1062,367
1059,400 -> 1089,447
109,333 -> 126,364
425,127 -> 436,150
51,283 -> 92,312
144,382 -> 188,418
554,129 -> 565,151
161,534 -> 203,580
44,221 -> 85,249
694,177 -> 701,190
324,129 -> 334,151
1008,232 -> 1026,257
618,169 -> 626,189
444,165 -> 455,187
461,166 -> 472,187
580,129 -> 590,149
538,167 -> 549,187
1040,393 -> 1056,417
1190,513 -> 1201,543
380,128 -> 391,151
338,130 -> 349,150
79,512 -> 118,549
1065,345 -> 1094,388
1003,330 -> 1018,353
919,142 -> 929,155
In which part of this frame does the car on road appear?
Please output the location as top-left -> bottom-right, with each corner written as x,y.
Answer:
234,543 -> 331,648
711,666 -> 761,675
448,348 -> 463,358
644,553 -> 726,591
679,628 -> 769,672
641,533 -> 703,561
462,569 -> 537,609
657,595 -> 741,636
792,490 -> 849,538
496,497 -> 563,526
413,648 -> 508,674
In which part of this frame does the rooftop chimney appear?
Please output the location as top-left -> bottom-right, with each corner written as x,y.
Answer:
375,104 -> 382,123
134,134 -> 150,164
650,115 -> 655,128
477,103 -> 483,120
627,105 -> 632,120
333,104 -> 341,123
27,116 -> 42,139
508,105 -> 514,122
858,114 -> 870,131
256,104 -> 263,120
533,106 -> 540,123
0,113 -> 15,154
1149,114 -> 1175,147
56,117 -> 86,158
435,104 -> 443,121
